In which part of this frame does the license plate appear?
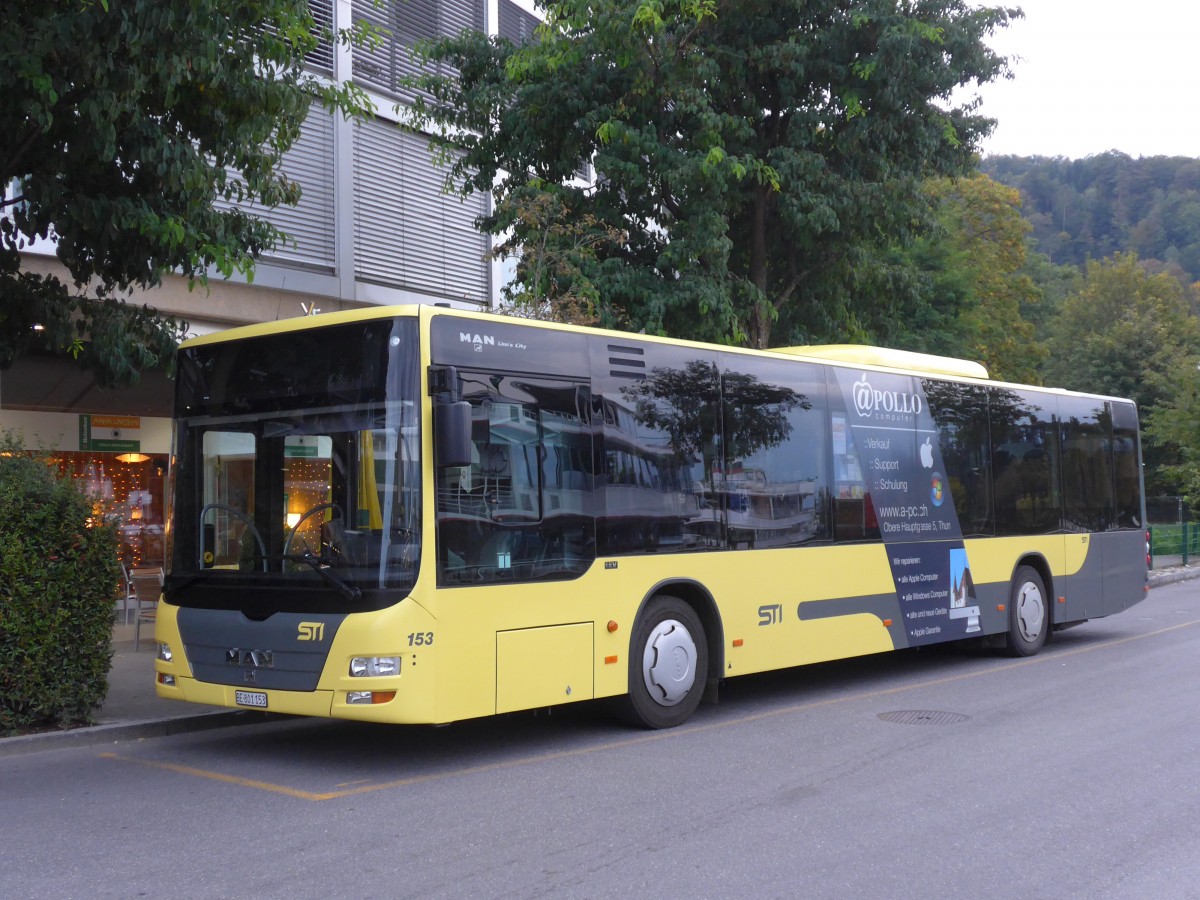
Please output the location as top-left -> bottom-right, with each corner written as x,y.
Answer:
234,690 -> 268,709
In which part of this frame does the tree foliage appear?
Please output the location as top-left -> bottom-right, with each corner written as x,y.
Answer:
1,0 -> 370,385
889,174 -> 1043,383
410,0 -> 1019,349
490,190 -> 622,327
1146,359 -> 1200,506
0,433 -> 119,735
1042,253 -> 1200,415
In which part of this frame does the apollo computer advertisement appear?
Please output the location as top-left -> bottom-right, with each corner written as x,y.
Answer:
833,368 -> 981,645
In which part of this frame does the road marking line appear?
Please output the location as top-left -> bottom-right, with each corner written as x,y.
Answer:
101,618 -> 1200,801
98,752 -> 329,800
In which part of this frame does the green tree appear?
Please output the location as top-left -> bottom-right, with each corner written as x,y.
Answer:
491,190 -> 623,327
982,153 -> 1200,289
1042,253 -> 1200,413
1,0 -> 370,385
1146,358 -> 1200,506
410,0 -> 1018,349
890,174 -> 1044,383
1017,249 -> 1081,336
1042,253 -> 1200,498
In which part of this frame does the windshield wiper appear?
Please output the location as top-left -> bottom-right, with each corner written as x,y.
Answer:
284,551 -> 362,602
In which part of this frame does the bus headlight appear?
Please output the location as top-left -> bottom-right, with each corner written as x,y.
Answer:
157,642 -> 173,663
349,656 -> 401,677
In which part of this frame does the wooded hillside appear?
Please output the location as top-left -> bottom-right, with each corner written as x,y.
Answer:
981,152 -> 1200,284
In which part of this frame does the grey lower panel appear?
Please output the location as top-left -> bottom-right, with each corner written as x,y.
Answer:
1055,530 -> 1147,624
177,607 -> 346,692
1100,530 -> 1149,617
796,593 -> 910,649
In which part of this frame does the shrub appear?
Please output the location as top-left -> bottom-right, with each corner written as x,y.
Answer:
0,436 -> 118,735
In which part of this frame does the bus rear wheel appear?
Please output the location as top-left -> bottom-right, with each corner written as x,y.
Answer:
1006,565 -> 1049,657
624,595 -> 708,729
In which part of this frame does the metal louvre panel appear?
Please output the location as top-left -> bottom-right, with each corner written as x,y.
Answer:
262,108 -> 336,270
439,184 -> 488,295
351,0 -> 482,103
305,0 -> 335,74
441,0 -> 485,32
497,0 -> 538,44
213,107 -> 336,272
353,117 -> 405,285
352,0 -> 435,103
352,118 -> 488,302
401,138 -> 450,288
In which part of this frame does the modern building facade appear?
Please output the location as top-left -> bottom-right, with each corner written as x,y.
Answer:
1,0 -> 540,568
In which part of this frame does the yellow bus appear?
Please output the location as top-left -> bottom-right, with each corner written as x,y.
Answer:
155,305 -> 1148,728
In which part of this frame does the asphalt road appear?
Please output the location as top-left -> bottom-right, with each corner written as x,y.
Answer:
3,579 -> 1199,899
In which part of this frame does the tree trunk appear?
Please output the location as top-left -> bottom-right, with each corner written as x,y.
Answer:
748,186 -> 772,349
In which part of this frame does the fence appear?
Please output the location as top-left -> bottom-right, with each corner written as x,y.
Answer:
1149,523 -> 1200,569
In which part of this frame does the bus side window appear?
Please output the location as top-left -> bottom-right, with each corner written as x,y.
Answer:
435,372 -> 595,585
1112,399 -> 1142,529
1060,398 -> 1116,533
992,388 -> 1061,536
924,381 -> 993,537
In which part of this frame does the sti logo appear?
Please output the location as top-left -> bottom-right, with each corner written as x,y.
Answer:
460,332 -> 494,352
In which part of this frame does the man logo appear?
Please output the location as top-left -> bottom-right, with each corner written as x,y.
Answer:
460,332 -> 494,352
298,622 -> 325,642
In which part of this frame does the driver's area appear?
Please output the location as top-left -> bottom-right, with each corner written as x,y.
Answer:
194,414 -> 420,594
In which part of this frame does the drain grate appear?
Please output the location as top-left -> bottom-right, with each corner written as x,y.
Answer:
878,710 -> 970,726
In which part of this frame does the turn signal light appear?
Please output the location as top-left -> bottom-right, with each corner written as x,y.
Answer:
347,691 -> 396,705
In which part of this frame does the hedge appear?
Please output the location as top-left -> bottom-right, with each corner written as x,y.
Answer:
0,440 -> 119,735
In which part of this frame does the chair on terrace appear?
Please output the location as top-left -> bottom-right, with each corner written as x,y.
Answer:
130,567 -> 164,652
118,564 -> 137,625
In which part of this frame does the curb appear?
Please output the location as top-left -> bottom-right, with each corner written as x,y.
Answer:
0,709 -> 281,759
1149,566 -> 1200,588
3,567 -> 1196,758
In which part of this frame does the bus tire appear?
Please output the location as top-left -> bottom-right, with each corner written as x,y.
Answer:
623,595 -> 708,729
1006,565 -> 1049,657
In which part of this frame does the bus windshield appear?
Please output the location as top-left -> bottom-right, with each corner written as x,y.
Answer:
169,318 -> 421,610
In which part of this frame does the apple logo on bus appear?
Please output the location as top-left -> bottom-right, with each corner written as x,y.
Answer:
920,437 -> 934,469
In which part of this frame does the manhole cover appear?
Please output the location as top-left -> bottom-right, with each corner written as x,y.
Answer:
877,710 -> 970,726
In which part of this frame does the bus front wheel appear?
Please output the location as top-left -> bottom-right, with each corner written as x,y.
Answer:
1007,565 -> 1049,657
624,595 -> 708,729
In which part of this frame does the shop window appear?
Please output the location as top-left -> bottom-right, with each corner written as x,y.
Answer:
52,451 -> 169,568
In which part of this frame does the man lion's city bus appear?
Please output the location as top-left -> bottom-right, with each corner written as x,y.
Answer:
155,305 -> 1148,728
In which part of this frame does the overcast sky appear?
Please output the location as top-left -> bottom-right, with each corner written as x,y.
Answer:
971,0 -> 1200,160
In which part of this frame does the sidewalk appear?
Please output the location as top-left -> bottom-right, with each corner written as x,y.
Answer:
0,637 -> 271,759
3,565 -> 1199,757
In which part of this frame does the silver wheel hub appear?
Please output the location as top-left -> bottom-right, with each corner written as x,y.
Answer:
1015,581 -> 1046,642
642,618 -> 697,707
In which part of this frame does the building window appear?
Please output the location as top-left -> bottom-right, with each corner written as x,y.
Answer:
52,452 -> 169,569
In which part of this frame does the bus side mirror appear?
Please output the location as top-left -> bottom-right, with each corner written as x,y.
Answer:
434,401 -> 473,468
